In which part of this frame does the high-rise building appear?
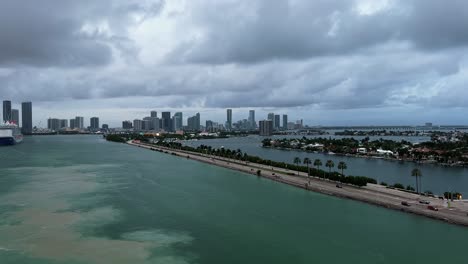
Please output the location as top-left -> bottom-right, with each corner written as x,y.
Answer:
226,109 -> 232,130
3,100 -> 11,122
59,119 -> 68,129
259,120 -> 273,136
148,117 -> 160,131
70,119 -> 76,129
282,114 -> 288,130
122,120 -> 133,129
173,112 -> 183,131
47,118 -> 60,131
248,110 -> 255,129
102,124 -> 109,129
151,111 -> 158,118
75,116 -> 84,129
274,115 -> 280,130
161,112 -> 172,132
21,102 -> 33,134
133,119 -> 143,131
187,113 -> 201,131
142,120 -> 150,131
205,120 -> 213,132
90,117 -> 99,131
11,109 -> 19,125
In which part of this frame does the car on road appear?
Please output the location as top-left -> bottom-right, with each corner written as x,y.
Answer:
427,205 -> 438,211
419,200 -> 430,204
336,184 -> 342,188
401,201 -> 410,206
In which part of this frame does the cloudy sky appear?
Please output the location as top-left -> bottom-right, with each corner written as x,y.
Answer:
1,0 -> 468,127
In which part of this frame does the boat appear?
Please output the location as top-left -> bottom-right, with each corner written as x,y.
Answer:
0,122 -> 23,145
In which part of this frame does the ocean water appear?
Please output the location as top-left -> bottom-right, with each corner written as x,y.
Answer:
1,135 -> 467,264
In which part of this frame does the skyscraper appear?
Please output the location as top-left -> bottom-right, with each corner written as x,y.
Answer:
11,109 -> 19,125
47,118 -> 60,131
133,119 -> 143,131
59,119 -> 68,129
21,102 -> 33,134
151,111 -> 157,118
90,117 -> 99,130
173,112 -> 183,131
274,115 -> 280,130
248,110 -> 255,130
282,114 -> 288,130
70,119 -> 76,129
259,120 -> 273,136
3,100 -> 11,122
122,120 -> 133,129
226,109 -> 232,130
267,113 -> 275,128
187,113 -> 201,131
162,112 -> 172,132
75,116 -> 84,129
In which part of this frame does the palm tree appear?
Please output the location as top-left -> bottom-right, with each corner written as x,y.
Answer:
313,159 -> 322,178
411,168 -> 422,194
325,160 -> 334,175
293,157 -> 301,176
303,158 -> 312,183
338,161 -> 347,176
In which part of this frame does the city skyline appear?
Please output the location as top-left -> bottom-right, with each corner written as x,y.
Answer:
1,1 -> 468,127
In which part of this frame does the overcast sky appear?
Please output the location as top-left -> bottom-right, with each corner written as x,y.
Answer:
1,0 -> 468,127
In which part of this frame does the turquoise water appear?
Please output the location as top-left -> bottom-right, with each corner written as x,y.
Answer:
1,135 -> 467,264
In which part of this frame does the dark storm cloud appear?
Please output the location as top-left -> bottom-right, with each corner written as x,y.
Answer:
168,0 -> 468,64
0,0 -> 164,67
1,0 -> 468,123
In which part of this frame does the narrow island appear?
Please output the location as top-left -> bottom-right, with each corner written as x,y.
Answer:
105,133 -> 468,227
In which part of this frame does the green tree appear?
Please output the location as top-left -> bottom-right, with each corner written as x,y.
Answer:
411,168 -> 422,194
337,161 -> 347,176
293,157 -> 301,176
325,160 -> 335,174
303,157 -> 312,183
313,159 -> 322,177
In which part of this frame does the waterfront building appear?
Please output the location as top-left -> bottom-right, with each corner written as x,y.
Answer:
59,119 -> 68,129
47,118 -> 60,131
11,109 -> 19,125
122,120 -> 133,129
274,115 -> 280,130
283,114 -> 288,130
70,119 -> 76,129
75,116 -> 84,129
162,112 -> 172,132
90,117 -> 99,131
151,111 -> 158,118
259,120 -> 273,136
173,112 -> 183,131
248,110 -> 256,130
21,102 -> 33,134
226,109 -> 232,130
3,100 -> 11,122
102,124 -> 109,130
133,119 -> 143,131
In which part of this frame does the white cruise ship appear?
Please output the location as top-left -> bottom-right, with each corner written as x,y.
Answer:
0,122 -> 23,145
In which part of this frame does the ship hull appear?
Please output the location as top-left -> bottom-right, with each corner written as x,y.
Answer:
0,137 -> 16,145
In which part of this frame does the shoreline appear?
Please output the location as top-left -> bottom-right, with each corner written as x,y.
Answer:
127,141 -> 468,227
262,146 -> 468,168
